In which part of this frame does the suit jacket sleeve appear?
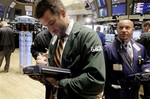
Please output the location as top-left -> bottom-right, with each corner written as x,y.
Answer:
9,28 -> 15,51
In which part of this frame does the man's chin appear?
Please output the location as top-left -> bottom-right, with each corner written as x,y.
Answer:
53,31 -> 59,35
123,39 -> 130,42
120,37 -> 129,42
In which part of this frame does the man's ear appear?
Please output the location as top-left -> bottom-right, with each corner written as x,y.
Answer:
60,9 -> 66,17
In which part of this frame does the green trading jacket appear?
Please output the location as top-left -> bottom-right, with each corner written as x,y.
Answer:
48,22 -> 105,99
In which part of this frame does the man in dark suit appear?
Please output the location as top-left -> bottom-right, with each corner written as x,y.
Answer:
0,21 -> 15,72
32,0 -> 106,99
104,19 -> 150,99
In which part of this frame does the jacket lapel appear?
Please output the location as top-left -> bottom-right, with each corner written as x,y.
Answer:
62,22 -> 80,67
49,35 -> 59,65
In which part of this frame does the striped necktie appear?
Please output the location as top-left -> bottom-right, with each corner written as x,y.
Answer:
54,38 -> 65,67
124,44 -> 133,64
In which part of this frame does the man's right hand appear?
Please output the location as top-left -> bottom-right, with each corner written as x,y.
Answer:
36,54 -> 48,66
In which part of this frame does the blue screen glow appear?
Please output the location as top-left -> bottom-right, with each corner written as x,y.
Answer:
99,8 -> 107,17
112,4 -> 126,16
97,0 -> 106,7
133,2 -> 150,14
0,4 -> 5,11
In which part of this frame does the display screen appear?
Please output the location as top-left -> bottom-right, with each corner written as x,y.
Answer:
0,11 -> 4,18
112,4 -> 126,16
105,34 -> 115,42
99,8 -> 107,17
133,2 -> 150,14
0,4 -> 5,11
112,0 -> 126,4
97,0 -> 106,7
132,29 -> 142,40
26,11 -> 32,16
6,7 -> 13,19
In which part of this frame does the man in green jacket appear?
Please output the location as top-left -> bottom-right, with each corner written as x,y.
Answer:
34,0 -> 105,99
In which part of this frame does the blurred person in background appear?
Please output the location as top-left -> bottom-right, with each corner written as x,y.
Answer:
31,29 -> 53,60
96,26 -> 106,46
137,20 -> 150,99
137,21 -> 150,56
0,21 -> 15,73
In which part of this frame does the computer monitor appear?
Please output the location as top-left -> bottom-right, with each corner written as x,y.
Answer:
133,2 -> 150,14
0,11 -> 4,18
0,4 -> 5,11
105,34 -> 115,43
26,11 -> 32,16
97,0 -> 106,7
99,8 -> 107,17
112,4 -> 126,16
132,29 -> 142,40
5,7 -> 13,19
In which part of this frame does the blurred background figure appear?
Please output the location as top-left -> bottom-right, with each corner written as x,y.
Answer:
96,26 -> 106,46
136,20 -> 150,99
0,21 -> 15,73
30,29 -> 53,60
137,21 -> 150,56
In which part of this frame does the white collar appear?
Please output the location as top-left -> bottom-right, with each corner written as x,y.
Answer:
65,19 -> 74,36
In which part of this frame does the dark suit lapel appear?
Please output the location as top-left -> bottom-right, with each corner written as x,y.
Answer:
122,47 -> 131,65
62,22 -> 80,68
131,43 -> 138,67
49,35 -> 59,65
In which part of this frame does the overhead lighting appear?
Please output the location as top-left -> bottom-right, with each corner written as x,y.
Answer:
85,17 -> 91,23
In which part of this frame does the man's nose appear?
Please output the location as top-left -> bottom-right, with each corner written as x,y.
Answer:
121,27 -> 127,32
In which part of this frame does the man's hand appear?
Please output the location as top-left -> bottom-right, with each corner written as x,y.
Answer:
36,54 -> 48,66
97,92 -> 104,99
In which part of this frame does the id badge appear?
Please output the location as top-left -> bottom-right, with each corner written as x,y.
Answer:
113,64 -> 123,71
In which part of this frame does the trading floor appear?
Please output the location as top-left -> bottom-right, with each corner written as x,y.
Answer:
0,48 -> 45,99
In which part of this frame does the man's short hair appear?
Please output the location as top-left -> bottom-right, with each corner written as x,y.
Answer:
35,0 -> 66,19
143,21 -> 150,27
96,26 -> 101,31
